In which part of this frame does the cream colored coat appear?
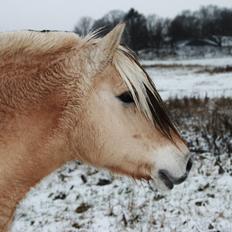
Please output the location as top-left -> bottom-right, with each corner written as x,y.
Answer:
0,25 -> 189,231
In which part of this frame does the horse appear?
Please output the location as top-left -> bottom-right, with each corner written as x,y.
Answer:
0,24 -> 192,231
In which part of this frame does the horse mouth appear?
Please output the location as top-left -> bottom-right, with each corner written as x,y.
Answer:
158,170 -> 188,190
158,170 -> 174,189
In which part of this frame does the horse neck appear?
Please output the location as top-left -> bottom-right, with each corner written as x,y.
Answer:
0,127 -> 74,231
0,57 -> 81,231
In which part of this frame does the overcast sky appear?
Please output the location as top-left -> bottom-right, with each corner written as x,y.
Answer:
0,0 -> 231,31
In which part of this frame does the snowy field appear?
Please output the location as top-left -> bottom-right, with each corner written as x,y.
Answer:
143,57 -> 232,100
12,57 -> 232,232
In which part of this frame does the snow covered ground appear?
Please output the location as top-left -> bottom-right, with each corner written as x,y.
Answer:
142,57 -> 232,100
12,154 -> 232,232
12,57 -> 232,232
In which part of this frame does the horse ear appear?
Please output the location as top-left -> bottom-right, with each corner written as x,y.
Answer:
77,23 -> 125,79
96,23 -> 125,61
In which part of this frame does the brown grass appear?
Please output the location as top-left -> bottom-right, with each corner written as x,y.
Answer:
143,64 -> 202,69
166,97 -> 232,157
143,63 -> 232,75
196,65 -> 232,75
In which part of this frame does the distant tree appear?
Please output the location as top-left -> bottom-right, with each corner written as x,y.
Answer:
74,16 -> 94,36
74,5 -> 232,51
195,6 -> 227,46
147,15 -> 170,49
168,5 -> 232,47
123,8 -> 149,51
92,10 -> 125,36
220,9 -> 232,36
169,10 -> 199,43
104,10 -> 125,25
197,6 -> 220,37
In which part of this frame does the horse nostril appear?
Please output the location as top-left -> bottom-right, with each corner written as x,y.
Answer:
186,158 -> 193,172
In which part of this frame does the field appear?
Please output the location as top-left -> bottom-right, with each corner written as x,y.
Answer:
12,57 -> 232,232
143,57 -> 232,100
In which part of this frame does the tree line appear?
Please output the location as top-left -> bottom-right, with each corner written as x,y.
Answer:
74,5 -> 232,52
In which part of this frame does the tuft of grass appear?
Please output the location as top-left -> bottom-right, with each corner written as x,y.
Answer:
196,65 -> 232,74
166,97 -> 232,159
75,203 -> 91,214
143,63 -> 202,69
143,63 -> 232,74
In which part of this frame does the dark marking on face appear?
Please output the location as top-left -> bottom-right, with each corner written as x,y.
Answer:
133,134 -> 141,139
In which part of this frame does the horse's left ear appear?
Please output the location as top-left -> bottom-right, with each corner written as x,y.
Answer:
96,23 -> 125,61
77,23 -> 125,79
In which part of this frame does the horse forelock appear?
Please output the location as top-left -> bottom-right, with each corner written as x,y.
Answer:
113,46 -> 181,141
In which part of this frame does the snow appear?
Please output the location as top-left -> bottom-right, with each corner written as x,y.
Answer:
148,69 -> 232,100
12,153 -> 232,232
11,57 -> 232,232
142,57 -> 232,100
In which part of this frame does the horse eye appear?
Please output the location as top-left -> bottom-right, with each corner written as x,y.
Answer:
117,91 -> 134,104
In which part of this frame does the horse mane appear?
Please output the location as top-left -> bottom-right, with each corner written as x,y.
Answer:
0,30 -> 82,60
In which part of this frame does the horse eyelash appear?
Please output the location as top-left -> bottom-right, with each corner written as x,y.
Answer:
116,91 -> 134,104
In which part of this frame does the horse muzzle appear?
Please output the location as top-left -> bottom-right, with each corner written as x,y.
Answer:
158,157 -> 193,190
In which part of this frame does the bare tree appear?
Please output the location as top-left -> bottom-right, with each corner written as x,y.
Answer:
92,10 -> 125,35
147,15 -> 168,49
74,16 -> 94,36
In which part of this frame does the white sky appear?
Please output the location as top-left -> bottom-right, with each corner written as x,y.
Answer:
0,0 -> 231,31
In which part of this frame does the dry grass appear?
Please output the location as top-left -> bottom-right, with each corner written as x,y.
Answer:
143,63 -> 232,74
166,97 -> 232,158
143,64 -> 202,69
196,65 -> 232,74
